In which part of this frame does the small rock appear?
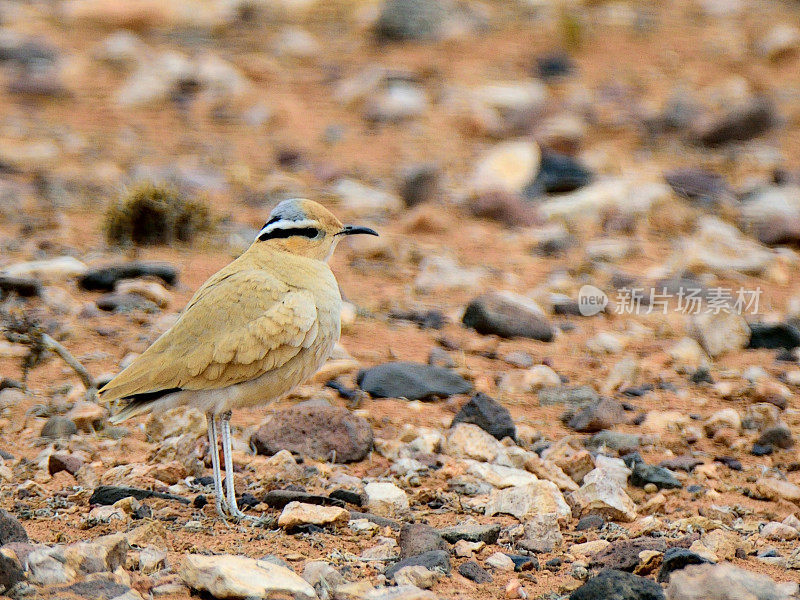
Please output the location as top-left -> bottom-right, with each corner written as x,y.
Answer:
375,0 -> 446,41
757,425 -> 794,449
590,537 -> 667,572
385,550 -> 451,580
180,554 -> 316,600
748,322 -> 800,350
690,311 -> 750,358
439,521 -> 501,545
525,151 -> 592,197
364,482 -> 410,518
667,563 -> 797,600
66,401 -> 108,431
570,569 -> 665,600
458,560 -> 493,583
1,256 -> 87,282
692,97 -> 775,146
445,424 -> 506,463
146,407 -> 206,442
657,547 -> 712,583
40,416 -> 77,439
518,513 -> 563,553
79,262 -> 177,291
451,393 -> 515,440
358,362 -> 471,401
468,190 -> 540,228
567,398 -> 626,433
333,178 -> 403,217
0,275 -> 42,298
759,24 -> 800,61
468,140 -> 541,196
400,164 -> 439,207
278,502 -> 350,529
570,460 -> 638,522
48,453 -> 84,476
664,168 -> 730,207
250,403 -> 373,463
630,463 -> 682,490
0,509 -> 27,545
486,552 -> 515,571
761,521 -> 798,541
398,523 -> 447,559
485,481 -> 570,521
393,565 -> 440,589
463,291 -> 554,341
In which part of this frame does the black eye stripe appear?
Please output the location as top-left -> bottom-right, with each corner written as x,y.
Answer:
258,227 -> 320,241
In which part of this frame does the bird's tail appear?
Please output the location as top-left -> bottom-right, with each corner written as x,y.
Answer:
107,387 -> 183,423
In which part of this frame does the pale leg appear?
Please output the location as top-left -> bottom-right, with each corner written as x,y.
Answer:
220,411 -> 250,520
206,413 -> 228,519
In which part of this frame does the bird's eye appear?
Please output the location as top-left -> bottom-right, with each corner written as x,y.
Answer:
258,227 -> 322,241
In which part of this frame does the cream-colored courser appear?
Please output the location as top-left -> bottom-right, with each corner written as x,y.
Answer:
99,198 -> 377,520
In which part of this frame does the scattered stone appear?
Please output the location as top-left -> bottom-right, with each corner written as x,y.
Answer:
357,362 -> 471,401
525,151 -> 592,197
485,552 -> 515,571
761,521 -> 798,541
468,190 -> 540,227
89,485 -> 190,506
463,291 -> 554,341
630,463 -> 682,490
439,521 -> 501,545
539,385 -> 598,407
278,502 -> 350,529
364,482 -> 410,518
658,548 -> 712,583
375,0 -> 446,42
591,537 -> 667,572
250,403 -> 373,462
0,510 -> 27,545
748,322 -> 800,350
690,310 -> 750,357
385,550 -> 450,580
398,523 -> 447,558
445,424 -> 506,463
0,275 -> 42,297
180,554 -> 316,600
485,481 -> 570,521
1,256 -> 87,282
567,398 -> 626,433
570,458 -> 638,522
667,563 -> 797,600
458,560 -> 493,583
692,97 -> 775,146
570,569 -> 665,600
518,513 -> 563,553
451,393 -> 515,440
400,164 -> 439,207
79,262 -> 178,291
393,565 -> 440,589
468,141 -> 541,196
757,425 -> 794,449
40,416 -> 77,439
48,453 -> 84,476
415,255 -> 486,293
265,490 -> 346,510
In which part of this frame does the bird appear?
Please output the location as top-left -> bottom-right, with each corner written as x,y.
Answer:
99,198 -> 378,520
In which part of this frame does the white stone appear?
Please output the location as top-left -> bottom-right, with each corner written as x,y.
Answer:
1,256 -> 87,281
278,502 -> 350,529
364,482 -> 410,518
414,255 -> 486,294
445,424 -> 507,463
485,552 -> 515,571
333,178 -> 402,217
690,310 -> 750,358
468,140 -> 541,195
464,459 -> 538,488
180,554 -> 317,600
485,481 -> 571,521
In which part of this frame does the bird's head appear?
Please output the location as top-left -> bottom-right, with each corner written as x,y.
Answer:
253,198 -> 378,262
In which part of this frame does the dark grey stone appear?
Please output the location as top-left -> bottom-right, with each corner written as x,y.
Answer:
385,550 -> 451,579
463,293 -> 554,341
570,569 -> 665,600
658,547 -> 713,583
357,362 -> 472,400
439,523 -> 501,545
79,262 -> 178,291
451,393 -> 515,440
458,560 -> 493,583
630,463 -> 682,490
398,523 -> 447,558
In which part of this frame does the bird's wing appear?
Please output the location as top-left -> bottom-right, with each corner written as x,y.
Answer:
98,269 -> 319,402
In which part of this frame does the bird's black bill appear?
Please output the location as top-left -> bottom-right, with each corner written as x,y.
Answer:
337,225 -> 379,237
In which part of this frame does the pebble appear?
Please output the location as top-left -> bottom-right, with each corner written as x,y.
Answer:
748,322 -> 800,350
384,550 -> 450,580
415,255 -> 486,293
1,256 -> 87,281
393,565 -> 440,589
525,151 -> 592,197
760,521 -> 798,541
79,262 -> 178,291
458,560 -> 493,583
570,459 -> 638,522
667,563 -> 798,600
462,291 -> 554,341
690,310 -> 750,358
375,0 -> 446,41
357,362 -> 472,401
629,463 -> 682,490
333,178 -> 403,217
180,554 -> 316,600
364,482 -> 410,518
250,402 -> 373,463
692,97 -> 775,146
657,547 -> 712,583
277,502 -> 350,529
485,481 -> 571,521
439,521 -> 501,545
445,423 -> 507,463
570,568 -> 665,600
398,523 -> 447,558
451,393 -> 516,440
485,552 -> 516,571
468,140 -> 542,196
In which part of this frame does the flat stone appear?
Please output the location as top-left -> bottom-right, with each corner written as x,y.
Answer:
278,502 -> 350,529
385,550 -> 450,580
630,463 -> 682,490
40,416 -> 77,439
567,398 -> 626,433
458,560 -> 493,583
692,97 -> 775,146
364,482 -> 410,518
0,509 -> 27,545
265,489 -> 346,509
690,311 -> 750,357
439,521 -> 501,545
525,151 -> 592,197
445,423 -> 507,463
590,538 -> 667,572
463,291 -> 554,341
570,569 -> 665,600
539,385 -> 598,407
451,393 -> 515,440
518,513 -> 563,553
180,554 -> 317,600
485,481 -> 570,521
250,403 -> 373,463
79,262 -> 178,291
398,523 -> 447,558
667,563 -> 797,600
357,362 -> 471,400
748,322 -> 800,350
658,547 -> 713,583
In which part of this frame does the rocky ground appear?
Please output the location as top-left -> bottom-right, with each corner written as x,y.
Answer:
1,0 -> 800,598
